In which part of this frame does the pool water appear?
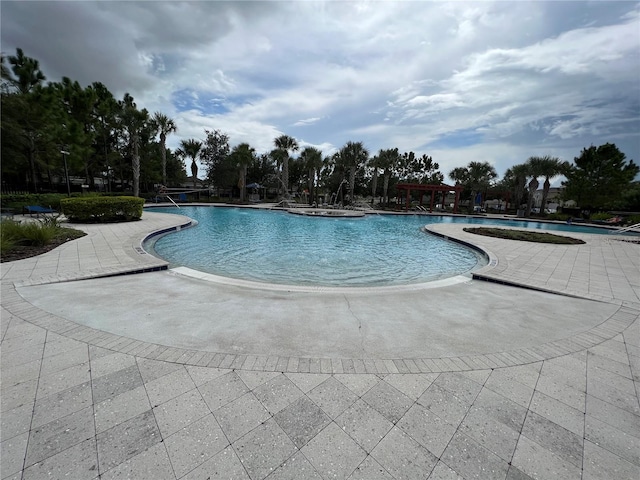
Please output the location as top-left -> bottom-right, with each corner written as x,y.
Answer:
146,207 -> 627,287
147,207 -> 485,287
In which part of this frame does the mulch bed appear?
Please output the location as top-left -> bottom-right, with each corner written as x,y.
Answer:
1,230 -> 87,263
463,227 -> 585,245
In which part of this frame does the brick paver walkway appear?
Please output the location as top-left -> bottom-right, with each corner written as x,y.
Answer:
1,211 -> 638,479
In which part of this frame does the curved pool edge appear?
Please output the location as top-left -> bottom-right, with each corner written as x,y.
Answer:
141,207 -> 485,290
168,265 -> 473,293
139,207 -> 630,294
140,213 -> 485,292
424,224 -> 596,300
9,276 -> 637,370
6,208 -> 639,370
424,224 -> 497,277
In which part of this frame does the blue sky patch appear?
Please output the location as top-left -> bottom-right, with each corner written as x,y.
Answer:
429,129 -> 484,149
172,89 -> 230,114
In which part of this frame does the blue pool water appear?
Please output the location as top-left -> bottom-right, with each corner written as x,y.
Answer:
146,207 -> 617,287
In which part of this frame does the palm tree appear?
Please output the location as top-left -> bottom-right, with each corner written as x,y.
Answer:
449,161 -> 497,212
180,139 -> 202,190
274,135 -> 298,198
377,148 -> 400,206
319,155 -> 334,203
537,156 -> 569,214
229,143 -> 255,202
339,141 -> 369,204
151,112 -> 177,186
119,93 -> 148,197
503,163 -> 529,212
524,156 -> 545,216
368,155 -> 381,205
300,146 -> 323,205
449,167 -> 469,185
468,161 -> 498,209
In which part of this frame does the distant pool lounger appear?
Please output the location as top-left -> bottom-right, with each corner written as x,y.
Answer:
23,205 -> 57,216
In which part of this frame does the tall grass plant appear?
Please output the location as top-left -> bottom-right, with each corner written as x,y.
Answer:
0,218 -> 58,248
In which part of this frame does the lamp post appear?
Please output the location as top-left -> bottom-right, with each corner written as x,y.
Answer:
60,150 -> 71,197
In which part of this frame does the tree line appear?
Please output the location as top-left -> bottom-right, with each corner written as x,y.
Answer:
2,48 -> 638,212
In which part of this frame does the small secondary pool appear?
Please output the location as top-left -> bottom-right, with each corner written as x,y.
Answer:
145,207 -> 620,287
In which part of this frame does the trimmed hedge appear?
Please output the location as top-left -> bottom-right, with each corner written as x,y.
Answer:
624,214 -> 640,226
60,196 -> 144,222
0,193 -> 70,211
546,212 -> 571,221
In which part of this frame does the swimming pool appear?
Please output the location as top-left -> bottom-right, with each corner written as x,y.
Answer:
145,206 -> 622,287
147,207 -> 488,287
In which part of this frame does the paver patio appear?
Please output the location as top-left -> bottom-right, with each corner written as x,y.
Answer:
1,209 -> 639,479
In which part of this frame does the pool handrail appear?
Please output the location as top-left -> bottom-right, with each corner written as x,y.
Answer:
166,195 -> 181,209
611,222 -> 640,234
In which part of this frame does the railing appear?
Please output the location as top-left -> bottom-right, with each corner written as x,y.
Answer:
612,223 -> 640,234
165,195 -> 181,209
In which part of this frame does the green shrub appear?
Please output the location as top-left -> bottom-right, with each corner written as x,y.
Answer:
546,213 -> 570,221
1,218 -> 86,259
0,219 -> 57,247
19,222 -> 57,246
624,214 -> 640,226
590,212 -> 612,221
60,196 -> 144,222
1,233 -> 15,253
37,215 -> 61,228
0,193 -> 69,212
0,220 -> 20,252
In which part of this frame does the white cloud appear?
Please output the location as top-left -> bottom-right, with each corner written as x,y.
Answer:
2,0 -> 638,178
293,117 -> 323,127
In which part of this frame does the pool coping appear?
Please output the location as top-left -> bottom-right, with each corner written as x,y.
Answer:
143,202 -> 637,234
3,209 -> 638,373
3,278 -> 636,373
141,207 -> 488,293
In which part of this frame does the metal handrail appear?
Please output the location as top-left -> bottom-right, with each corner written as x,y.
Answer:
165,195 -> 181,209
611,222 -> 640,234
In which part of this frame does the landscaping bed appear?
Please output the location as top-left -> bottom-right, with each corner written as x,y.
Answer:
1,221 -> 86,262
463,227 -> 585,245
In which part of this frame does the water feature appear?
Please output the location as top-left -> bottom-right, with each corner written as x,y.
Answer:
332,179 -> 348,206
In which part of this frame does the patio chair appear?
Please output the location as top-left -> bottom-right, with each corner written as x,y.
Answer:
593,216 -> 623,226
23,205 -> 57,217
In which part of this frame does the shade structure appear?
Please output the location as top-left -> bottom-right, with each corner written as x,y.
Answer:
395,183 -> 463,213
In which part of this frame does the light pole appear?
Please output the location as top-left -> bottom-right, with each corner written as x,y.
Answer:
60,150 -> 71,197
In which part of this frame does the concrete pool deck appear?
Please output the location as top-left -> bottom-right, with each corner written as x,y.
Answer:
1,210 -> 639,479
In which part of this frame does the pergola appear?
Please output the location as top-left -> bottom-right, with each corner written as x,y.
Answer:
395,183 -> 463,213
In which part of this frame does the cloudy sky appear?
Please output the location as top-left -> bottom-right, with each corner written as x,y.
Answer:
2,1 -> 639,183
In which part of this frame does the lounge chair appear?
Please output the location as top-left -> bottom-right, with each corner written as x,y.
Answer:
592,216 -> 624,226
23,205 -> 57,217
